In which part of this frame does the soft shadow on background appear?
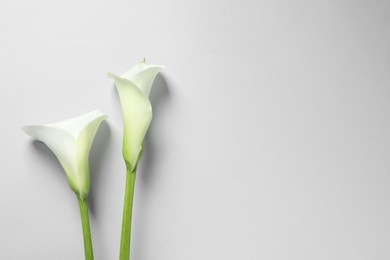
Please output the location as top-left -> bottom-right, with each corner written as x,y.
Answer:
31,140 -> 68,186
132,74 -> 170,260
89,120 -> 111,215
141,74 -> 170,185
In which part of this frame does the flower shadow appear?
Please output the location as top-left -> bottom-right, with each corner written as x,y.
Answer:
31,140 -> 68,189
132,73 -> 171,260
88,120 -> 111,216
141,74 -> 170,185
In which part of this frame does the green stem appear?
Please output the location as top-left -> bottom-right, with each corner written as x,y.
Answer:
120,167 -> 137,260
77,197 -> 94,260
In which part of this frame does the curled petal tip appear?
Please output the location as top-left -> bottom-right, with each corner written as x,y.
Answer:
21,125 -> 31,136
21,125 -> 44,139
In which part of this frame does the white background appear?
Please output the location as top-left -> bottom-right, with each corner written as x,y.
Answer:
1,0 -> 390,259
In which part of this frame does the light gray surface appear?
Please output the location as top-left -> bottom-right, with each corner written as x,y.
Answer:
1,0 -> 390,259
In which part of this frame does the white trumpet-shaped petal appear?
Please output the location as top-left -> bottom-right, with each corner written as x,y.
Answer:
108,59 -> 164,171
22,110 -> 107,199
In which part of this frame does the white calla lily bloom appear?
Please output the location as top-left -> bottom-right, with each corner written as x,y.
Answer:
22,110 -> 107,200
108,60 -> 164,172
109,60 -> 164,260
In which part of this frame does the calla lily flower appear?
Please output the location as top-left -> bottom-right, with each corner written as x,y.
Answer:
22,110 -> 107,200
108,59 -> 164,172
109,59 -> 164,260
23,110 -> 106,260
